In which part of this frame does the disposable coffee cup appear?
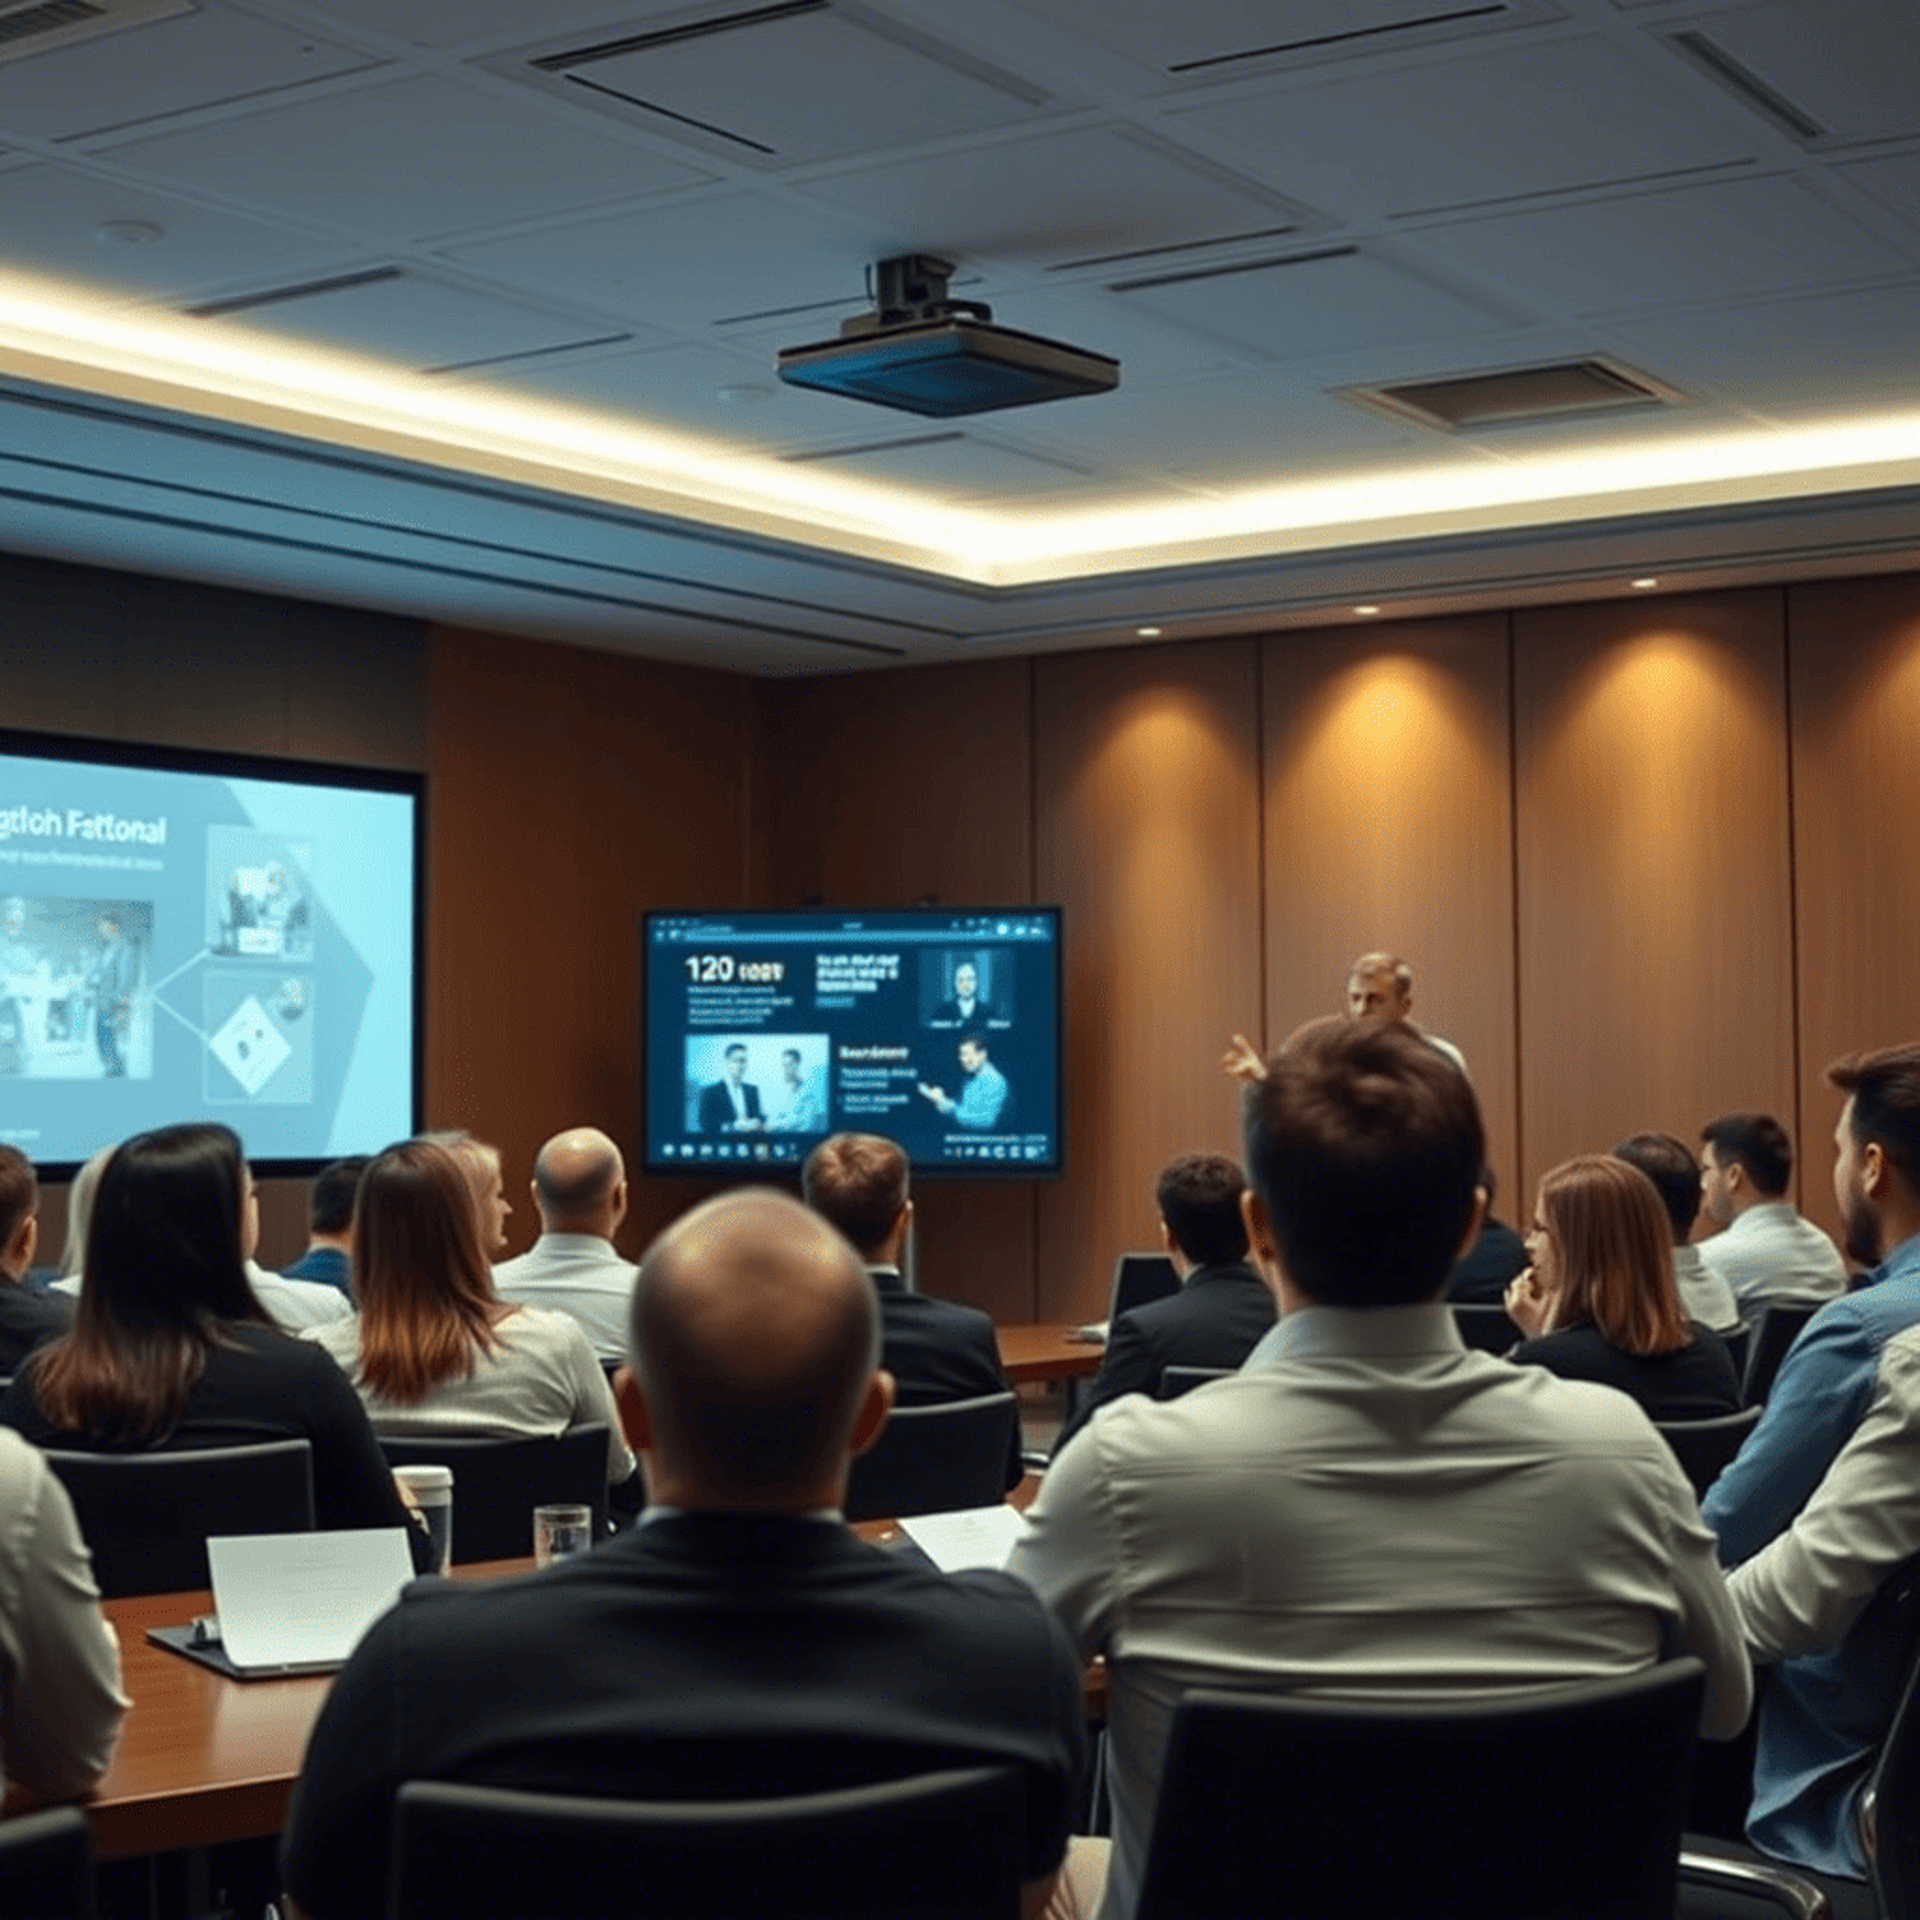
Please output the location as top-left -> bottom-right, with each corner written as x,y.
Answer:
393,1464 -> 453,1575
533,1502 -> 593,1568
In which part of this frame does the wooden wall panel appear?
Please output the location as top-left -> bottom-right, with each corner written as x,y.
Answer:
1032,640 -> 1263,1324
1514,589 -> 1794,1203
760,659 -> 1037,1322
1789,572 -> 1920,1237
427,626 -> 756,1260
1259,614 -> 1517,1208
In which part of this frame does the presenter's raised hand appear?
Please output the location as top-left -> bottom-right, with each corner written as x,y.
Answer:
1222,1033 -> 1266,1083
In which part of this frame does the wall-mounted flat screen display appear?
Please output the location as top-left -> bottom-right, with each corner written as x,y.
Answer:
0,727 -> 420,1172
643,907 -> 1062,1178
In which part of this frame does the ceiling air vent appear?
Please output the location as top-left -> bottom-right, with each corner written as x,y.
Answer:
1170,4 -> 1509,72
0,0 -> 191,63
1353,358 -> 1675,432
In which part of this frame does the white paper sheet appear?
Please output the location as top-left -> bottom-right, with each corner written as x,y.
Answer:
206,1528 -> 414,1672
899,1504 -> 1030,1573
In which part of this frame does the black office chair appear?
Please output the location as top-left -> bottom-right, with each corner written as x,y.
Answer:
44,1439 -> 314,1597
1157,1365 -> 1234,1400
843,1391 -> 1019,1521
0,1807 -> 96,1920
1721,1321 -> 1753,1385
1657,1405 -> 1764,1501
379,1428 -> 609,1563
1109,1252 -> 1180,1323
1136,1662 -> 1709,1919
390,1766 -> 1024,1920
1743,1297 -> 1829,1406
1452,1301 -> 1519,1353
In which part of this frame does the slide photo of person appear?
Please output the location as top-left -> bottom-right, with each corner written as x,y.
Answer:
203,970 -> 314,1105
689,1037 -> 765,1135
1,896 -> 153,1081
763,1038 -> 829,1134
208,826 -> 314,960
917,1031 -> 1010,1132
925,952 -> 1005,1028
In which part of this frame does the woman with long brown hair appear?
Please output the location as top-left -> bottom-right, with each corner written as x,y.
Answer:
304,1139 -> 632,1483
1504,1154 -> 1740,1419
0,1122 -> 421,1539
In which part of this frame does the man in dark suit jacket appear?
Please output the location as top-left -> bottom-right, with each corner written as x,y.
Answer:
803,1132 -> 1022,1490
697,1041 -> 763,1134
1053,1151 -> 1274,1455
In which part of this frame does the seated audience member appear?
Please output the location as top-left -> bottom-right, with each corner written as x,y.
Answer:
0,1125 -> 425,1546
0,1425 -> 127,1801
280,1157 -> 366,1295
303,1140 -> 632,1485
802,1132 -> 1021,1489
1505,1156 -> 1741,1420
418,1127 -> 513,1256
280,1189 -> 1086,1920
492,1127 -> 637,1363
54,1144 -> 113,1284
1053,1152 -> 1273,1452
1699,1112 -> 1848,1311
0,1146 -> 73,1372
1614,1132 -> 1742,1333
1012,1020 -> 1748,1920
1444,1165 -> 1530,1302
1706,1045 -> 1920,1879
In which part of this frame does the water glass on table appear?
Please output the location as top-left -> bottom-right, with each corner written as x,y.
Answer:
533,1502 -> 593,1567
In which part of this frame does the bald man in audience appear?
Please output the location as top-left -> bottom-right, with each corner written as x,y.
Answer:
803,1131 -> 1023,1489
1344,949 -> 1467,1075
493,1127 -> 637,1362
281,1190 -> 1086,1920
0,1146 -> 71,1373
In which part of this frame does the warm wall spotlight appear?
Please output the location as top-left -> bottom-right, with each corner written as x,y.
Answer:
1136,625 -> 1162,637
1354,604 -> 1381,616
1631,576 -> 1659,589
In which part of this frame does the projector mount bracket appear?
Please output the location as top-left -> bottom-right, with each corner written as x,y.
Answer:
842,254 -> 991,338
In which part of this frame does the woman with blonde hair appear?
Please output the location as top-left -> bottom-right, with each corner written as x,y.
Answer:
1504,1154 -> 1740,1420
304,1138 -> 632,1484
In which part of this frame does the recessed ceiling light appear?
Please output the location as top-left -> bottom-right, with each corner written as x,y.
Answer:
1354,604 -> 1381,616
1136,625 -> 1162,637
94,220 -> 163,245
717,384 -> 774,406
1631,576 -> 1659,589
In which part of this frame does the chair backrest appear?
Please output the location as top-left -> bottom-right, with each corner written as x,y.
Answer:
1858,1555 -> 1920,1920
1136,1659 -> 1706,1920
1158,1365 -> 1234,1401
378,1428 -> 608,1563
1451,1301 -> 1518,1354
1654,1406 -> 1763,1500
44,1440 -> 315,1597
843,1392 -> 1019,1522
1110,1252 -> 1180,1323
1742,1298 -> 1827,1405
390,1767 -> 1023,1920
0,1806 -> 95,1920
1720,1322 -> 1752,1385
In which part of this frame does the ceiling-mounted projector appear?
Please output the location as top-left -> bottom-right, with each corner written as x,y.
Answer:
777,255 -> 1119,419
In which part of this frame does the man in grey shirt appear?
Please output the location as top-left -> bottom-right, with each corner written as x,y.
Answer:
1700,1112 -> 1848,1311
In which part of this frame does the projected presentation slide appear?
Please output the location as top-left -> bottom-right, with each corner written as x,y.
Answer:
643,908 -> 1062,1178
0,730 -> 418,1170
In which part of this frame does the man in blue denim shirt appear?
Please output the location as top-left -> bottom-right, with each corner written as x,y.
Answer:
1704,1042 -> 1920,1878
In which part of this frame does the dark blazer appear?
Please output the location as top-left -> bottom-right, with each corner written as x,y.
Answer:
870,1267 -> 1022,1490
697,1078 -> 762,1134
1053,1259 -> 1276,1456
1509,1319 -> 1743,1423
932,998 -> 998,1027
0,1279 -> 73,1374
1446,1216 -> 1531,1303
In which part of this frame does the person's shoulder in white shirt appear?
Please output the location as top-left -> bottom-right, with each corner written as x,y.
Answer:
1700,1201 -> 1848,1313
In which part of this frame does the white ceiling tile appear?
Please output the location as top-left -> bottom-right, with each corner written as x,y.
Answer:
99,75 -> 711,244
969,284 -> 1242,384
1004,0 -> 1537,74
0,11 -> 379,143
797,126 -> 1303,265
0,162 -> 350,298
1838,151 -> 1920,242
1167,37 -> 1757,216
438,192 -> 876,329
1668,1 -> 1920,145
295,0 -> 676,52
537,8 -> 1047,164
1600,280 -> 1920,412
785,431 -> 1095,499
1424,175 -> 1917,315
199,272 -> 627,372
1113,250 -> 1521,361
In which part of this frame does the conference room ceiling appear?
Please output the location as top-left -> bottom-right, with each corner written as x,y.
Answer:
2,0 -> 1918,676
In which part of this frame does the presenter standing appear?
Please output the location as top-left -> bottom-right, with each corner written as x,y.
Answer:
88,913 -> 139,1079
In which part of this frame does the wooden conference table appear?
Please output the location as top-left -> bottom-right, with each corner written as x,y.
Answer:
68,1478 -> 1095,1862
995,1322 -> 1102,1385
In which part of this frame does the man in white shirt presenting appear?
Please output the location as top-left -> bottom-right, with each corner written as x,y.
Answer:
1013,1017 -> 1750,1920
1699,1112 -> 1848,1312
